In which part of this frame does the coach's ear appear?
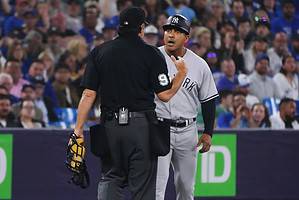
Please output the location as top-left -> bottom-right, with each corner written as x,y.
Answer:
184,34 -> 190,44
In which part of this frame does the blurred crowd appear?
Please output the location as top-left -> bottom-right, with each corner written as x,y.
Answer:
0,0 -> 299,129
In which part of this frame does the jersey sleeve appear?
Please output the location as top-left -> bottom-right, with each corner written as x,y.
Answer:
198,60 -> 219,103
150,48 -> 172,94
81,48 -> 100,91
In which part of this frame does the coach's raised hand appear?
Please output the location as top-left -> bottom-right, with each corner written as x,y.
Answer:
170,55 -> 188,76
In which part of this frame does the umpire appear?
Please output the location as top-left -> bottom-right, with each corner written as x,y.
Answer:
73,7 -> 187,200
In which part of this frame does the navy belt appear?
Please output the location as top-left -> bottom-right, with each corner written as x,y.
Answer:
158,118 -> 196,127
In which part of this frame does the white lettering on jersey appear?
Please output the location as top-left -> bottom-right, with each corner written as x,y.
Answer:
158,73 -> 169,86
171,17 -> 179,24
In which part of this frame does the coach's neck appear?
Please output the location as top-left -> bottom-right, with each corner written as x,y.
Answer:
165,46 -> 187,58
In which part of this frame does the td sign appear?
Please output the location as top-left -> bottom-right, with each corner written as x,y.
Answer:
195,134 -> 236,197
0,134 -> 13,199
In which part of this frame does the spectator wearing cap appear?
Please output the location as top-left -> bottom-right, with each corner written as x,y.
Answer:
12,84 -> 44,122
0,94 -> 18,128
79,6 -> 101,46
65,0 -> 83,33
51,65 -> 79,108
243,36 -> 269,74
273,55 -> 298,99
248,53 -> 281,101
267,32 -> 290,75
3,59 -> 29,98
22,8 -> 39,33
270,97 -> 299,129
165,0 -> 196,22
254,17 -> 272,38
271,0 -> 299,37
31,75 -> 58,123
290,32 -> 299,62
143,24 -> 159,46
47,26 -> 64,62
3,0 -> 29,36
102,16 -> 119,42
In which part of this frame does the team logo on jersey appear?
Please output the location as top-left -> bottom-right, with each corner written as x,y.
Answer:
171,17 -> 179,24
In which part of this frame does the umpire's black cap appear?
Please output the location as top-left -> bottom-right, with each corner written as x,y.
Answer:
119,7 -> 147,31
163,14 -> 191,35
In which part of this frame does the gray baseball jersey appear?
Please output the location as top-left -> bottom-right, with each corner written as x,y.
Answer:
155,46 -> 218,119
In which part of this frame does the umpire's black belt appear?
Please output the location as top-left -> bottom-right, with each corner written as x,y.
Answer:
158,118 -> 196,128
102,111 -> 149,121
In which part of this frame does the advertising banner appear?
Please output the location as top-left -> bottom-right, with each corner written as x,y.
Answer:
0,134 -> 13,200
195,134 -> 236,197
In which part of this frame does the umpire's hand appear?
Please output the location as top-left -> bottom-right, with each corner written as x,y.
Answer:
197,133 -> 212,153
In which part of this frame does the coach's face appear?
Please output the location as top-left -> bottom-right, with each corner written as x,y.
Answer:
164,28 -> 189,52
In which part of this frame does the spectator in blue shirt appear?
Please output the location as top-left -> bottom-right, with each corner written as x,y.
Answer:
79,6 -> 101,46
165,0 -> 196,22
271,0 -> 299,37
217,57 -> 239,92
290,32 -> 299,62
217,91 -> 250,128
260,0 -> 281,20
3,0 -> 30,36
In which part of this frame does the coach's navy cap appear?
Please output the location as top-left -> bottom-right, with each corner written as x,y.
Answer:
119,7 -> 147,30
163,14 -> 191,35
255,53 -> 269,65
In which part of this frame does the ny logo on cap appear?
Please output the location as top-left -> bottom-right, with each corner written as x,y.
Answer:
171,17 -> 179,24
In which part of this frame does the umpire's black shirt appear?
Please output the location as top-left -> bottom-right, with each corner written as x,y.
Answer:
81,34 -> 171,112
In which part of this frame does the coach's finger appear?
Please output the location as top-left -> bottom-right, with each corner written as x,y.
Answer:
170,55 -> 177,62
199,142 -> 210,153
